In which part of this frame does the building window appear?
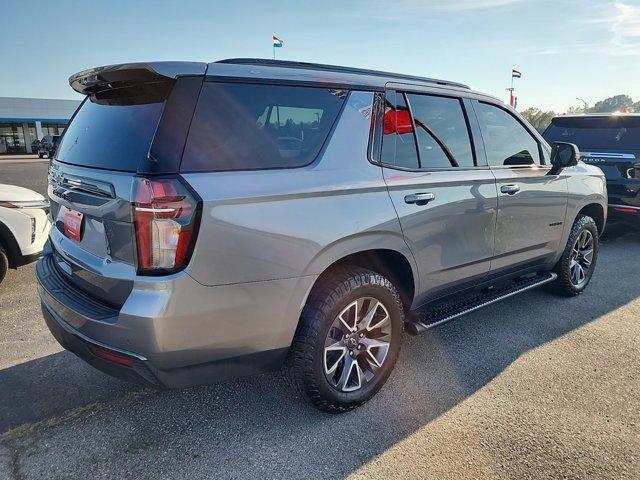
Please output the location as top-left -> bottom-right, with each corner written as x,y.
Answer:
0,123 -> 26,154
41,123 -> 67,137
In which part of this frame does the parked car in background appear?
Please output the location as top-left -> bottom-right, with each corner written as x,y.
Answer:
37,135 -> 61,159
38,60 -> 606,413
544,114 -> 640,225
0,185 -> 50,285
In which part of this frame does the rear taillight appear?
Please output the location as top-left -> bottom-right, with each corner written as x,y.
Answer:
132,177 -> 200,275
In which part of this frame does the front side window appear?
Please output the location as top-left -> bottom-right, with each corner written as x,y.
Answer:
181,82 -> 346,172
406,93 -> 474,168
476,102 -> 541,167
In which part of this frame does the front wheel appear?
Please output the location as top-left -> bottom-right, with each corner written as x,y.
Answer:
0,246 -> 8,285
286,267 -> 404,413
547,214 -> 599,297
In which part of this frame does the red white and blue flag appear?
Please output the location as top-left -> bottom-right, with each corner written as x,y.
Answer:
512,69 -> 522,78
273,36 -> 284,48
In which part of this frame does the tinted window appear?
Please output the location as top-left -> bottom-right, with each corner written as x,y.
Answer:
380,91 -> 419,169
181,83 -> 346,172
543,116 -> 640,150
476,102 -> 541,166
55,99 -> 164,172
406,94 -> 474,168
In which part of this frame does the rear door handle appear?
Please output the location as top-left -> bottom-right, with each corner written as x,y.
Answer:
500,184 -> 520,195
404,192 -> 436,205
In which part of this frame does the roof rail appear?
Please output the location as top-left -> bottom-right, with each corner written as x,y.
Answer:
216,58 -> 470,90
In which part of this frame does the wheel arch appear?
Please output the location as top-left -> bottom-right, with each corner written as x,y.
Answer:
577,202 -> 605,235
0,220 -> 21,268
302,238 -> 418,315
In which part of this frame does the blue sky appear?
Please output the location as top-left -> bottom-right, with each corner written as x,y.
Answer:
2,0 -> 639,112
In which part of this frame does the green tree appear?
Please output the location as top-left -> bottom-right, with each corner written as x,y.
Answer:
588,95 -> 634,113
520,107 -> 556,133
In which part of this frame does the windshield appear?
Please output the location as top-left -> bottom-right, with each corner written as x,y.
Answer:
544,116 -> 640,151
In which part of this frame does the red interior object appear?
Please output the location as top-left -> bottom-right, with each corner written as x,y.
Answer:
89,346 -> 133,366
383,109 -> 413,135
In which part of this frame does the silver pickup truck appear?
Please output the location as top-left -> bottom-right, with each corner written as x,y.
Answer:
37,59 -> 607,413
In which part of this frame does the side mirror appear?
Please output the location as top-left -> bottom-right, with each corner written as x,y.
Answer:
549,142 -> 579,175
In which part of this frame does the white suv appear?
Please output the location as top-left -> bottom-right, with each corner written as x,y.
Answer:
0,184 -> 50,284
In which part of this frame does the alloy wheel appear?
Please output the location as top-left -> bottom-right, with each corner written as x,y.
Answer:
570,229 -> 594,287
323,297 -> 392,392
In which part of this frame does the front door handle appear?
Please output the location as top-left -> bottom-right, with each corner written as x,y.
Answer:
404,192 -> 436,205
500,184 -> 520,195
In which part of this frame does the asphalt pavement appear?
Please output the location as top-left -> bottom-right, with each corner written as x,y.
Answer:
0,161 -> 638,479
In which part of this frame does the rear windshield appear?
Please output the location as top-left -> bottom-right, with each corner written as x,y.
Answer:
544,116 -> 640,150
181,82 -> 346,172
55,98 -> 164,172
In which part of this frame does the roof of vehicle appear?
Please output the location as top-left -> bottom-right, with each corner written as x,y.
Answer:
553,113 -> 640,119
208,58 -> 472,92
69,59 -> 502,102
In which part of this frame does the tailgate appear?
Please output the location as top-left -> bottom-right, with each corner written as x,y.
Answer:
46,62 -> 205,307
48,161 -> 137,307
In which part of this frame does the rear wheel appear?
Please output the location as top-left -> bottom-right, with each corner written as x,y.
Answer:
0,246 -> 8,285
286,267 -> 404,413
547,214 -> 599,296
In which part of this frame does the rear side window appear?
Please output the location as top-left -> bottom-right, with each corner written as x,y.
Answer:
375,91 -> 474,169
55,99 -> 164,172
380,91 -> 420,169
406,93 -> 474,168
181,83 -> 346,172
476,102 -> 541,166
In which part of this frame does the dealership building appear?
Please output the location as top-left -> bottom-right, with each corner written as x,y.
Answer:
0,97 -> 81,154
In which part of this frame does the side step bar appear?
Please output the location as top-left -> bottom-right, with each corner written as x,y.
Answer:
405,272 -> 558,335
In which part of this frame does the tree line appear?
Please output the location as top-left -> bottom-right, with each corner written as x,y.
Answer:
520,95 -> 640,133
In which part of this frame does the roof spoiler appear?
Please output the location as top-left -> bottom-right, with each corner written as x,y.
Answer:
69,62 -> 207,105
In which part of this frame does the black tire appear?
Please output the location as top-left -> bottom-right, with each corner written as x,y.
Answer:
0,246 -> 7,285
546,214 -> 599,297
38,153 -> 43,159
285,266 -> 404,413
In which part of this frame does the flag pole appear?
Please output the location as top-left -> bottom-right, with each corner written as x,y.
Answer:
507,70 -> 515,107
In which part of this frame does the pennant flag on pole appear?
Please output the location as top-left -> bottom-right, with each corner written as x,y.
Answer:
273,36 -> 284,48
512,69 -> 522,78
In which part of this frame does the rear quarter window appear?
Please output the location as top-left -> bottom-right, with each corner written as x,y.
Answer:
180,82 -> 346,172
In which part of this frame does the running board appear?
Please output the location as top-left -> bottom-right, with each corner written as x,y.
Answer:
405,272 -> 557,335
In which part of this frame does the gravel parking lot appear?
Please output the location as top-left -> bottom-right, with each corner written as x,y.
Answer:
1,161 -> 639,479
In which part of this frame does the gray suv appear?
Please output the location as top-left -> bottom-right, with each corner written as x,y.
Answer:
37,59 -> 607,412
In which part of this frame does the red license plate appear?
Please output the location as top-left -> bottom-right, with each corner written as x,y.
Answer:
64,210 -> 84,242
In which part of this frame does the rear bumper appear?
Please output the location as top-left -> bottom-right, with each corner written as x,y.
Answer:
40,301 -> 160,386
40,299 -> 288,388
36,249 -> 313,388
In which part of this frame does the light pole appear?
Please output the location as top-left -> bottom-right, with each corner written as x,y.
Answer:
576,97 -> 588,113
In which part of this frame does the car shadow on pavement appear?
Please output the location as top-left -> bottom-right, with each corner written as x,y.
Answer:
1,228 -> 639,479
